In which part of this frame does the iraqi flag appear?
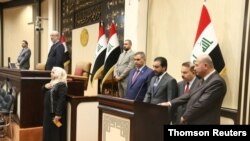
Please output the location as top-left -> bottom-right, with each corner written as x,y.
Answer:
191,4 -> 225,74
101,21 -> 121,89
60,33 -> 70,62
90,22 -> 107,84
60,33 -> 68,52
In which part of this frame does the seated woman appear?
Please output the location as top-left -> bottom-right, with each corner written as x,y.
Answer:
42,67 -> 67,141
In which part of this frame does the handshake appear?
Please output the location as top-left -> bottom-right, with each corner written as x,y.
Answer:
158,101 -> 171,107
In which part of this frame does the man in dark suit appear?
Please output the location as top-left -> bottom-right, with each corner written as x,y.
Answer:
45,31 -> 65,70
114,39 -> 135,97
143,57 -> 178,124
125,52 -> 154,101
17,40 -> 31,70
175,61 -> 199,124
143,57 -> 178,104
159,54 -> 227,124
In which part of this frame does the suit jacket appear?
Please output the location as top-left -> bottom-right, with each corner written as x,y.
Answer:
171,71 -> 227,124
45,42 -> 65,70
143,72 -> 178,104
114,49 -> 135,79
17,47 -> 31,70
125,66 -> 154,101
175,77 -> 199,124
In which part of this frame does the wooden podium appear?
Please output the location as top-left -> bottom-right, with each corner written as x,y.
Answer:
0,67 -> 51,128
98,95 -> 170,141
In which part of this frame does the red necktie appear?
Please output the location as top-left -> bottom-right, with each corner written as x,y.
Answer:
184,82 -> 190,94
132,69 -> 140,84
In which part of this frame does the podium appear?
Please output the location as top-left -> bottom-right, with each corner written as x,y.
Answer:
0,67 -> 51,128
98,95 -> 170,141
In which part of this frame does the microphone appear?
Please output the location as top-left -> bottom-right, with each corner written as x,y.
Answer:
134,81 -> 147,101
8,57 -> 11,68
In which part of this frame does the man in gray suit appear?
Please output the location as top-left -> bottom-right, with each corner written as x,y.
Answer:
143,57 -> 178,104
143,57 -> 178,124
17,40 -> 31,70
159,54 -> 227,124
175,61 -> 199,124
114,39 -> 135,98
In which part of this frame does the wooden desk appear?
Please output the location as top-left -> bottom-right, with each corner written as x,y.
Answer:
0,67 -> 51,128
98,95 -> 170,141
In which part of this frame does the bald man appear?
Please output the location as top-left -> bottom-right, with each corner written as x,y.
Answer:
159,54 -> 227,124
45,31 -> 65,70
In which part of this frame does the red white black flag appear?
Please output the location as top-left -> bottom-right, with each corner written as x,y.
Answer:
101,21 -> 121,89
90,22 -> 107,84
191,4 -> 225,74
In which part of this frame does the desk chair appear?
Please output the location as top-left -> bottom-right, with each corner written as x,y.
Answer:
0,88 -> 14,138
64,60 -> 70,74
67,62 -> 92,95
35,63 -> 45,70
35,62 -> 70,73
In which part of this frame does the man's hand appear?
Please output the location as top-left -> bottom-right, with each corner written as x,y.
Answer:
180,116 -> 187,124
54,115 -> 62,121
158,101 -> 171,107
45,83 -> 53,89
114,76 -> 122,81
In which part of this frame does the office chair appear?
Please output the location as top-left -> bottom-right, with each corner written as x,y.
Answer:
35,63 -> 45,70
35,62 -> 70,73
0,88 -> 14,138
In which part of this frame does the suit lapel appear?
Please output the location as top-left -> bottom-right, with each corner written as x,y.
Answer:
48,42 -> 59,56
119,49 -> 132,64
117,51 -> 126,64
131,66 -> 148,86
129,69 -> 136,87
21,48 -> 29,55
180,82 -> 185,95
153,73 -> 168,95
189,72 -> 217,96
48,44 -> 55,56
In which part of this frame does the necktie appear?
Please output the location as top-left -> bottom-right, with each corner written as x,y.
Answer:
153,77 -> 159,92
199,78 -> 204,86
132,69 -> 140,84
184,82 -> 190,94
123,51 -> 127,57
